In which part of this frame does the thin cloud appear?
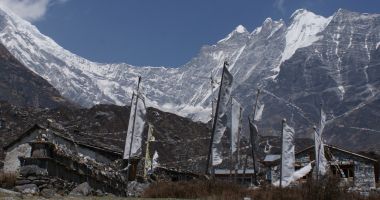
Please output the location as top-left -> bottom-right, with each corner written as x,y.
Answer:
0,0 -> 68,22
274,0 -> 286,14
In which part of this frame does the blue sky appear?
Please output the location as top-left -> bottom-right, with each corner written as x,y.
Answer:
5,0 -> 380,67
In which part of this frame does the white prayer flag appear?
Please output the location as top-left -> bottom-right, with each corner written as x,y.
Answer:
254,101 -> 265,121
152,151 -> 159,169
123,93 -> 147,159
314,109 -> 328,176
212,66 -> 233,166
280,122 -> 295,187
230,98 -> 242,154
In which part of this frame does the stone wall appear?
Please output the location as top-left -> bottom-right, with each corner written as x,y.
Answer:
19,156 -> 128,196
354,161 -> 376,190
14,165 -> 77,196
3,143 -> 31,173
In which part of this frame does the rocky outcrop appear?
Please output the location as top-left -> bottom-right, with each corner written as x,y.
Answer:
69,182 -> 92,196
14,165 -> 76,196
0,44 -> 70,109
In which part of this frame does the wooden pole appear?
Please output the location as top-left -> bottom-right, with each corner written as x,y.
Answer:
210,73 -> 215,126
205,61 -> 228,175
229,102 -> 233,181
280,118 -> 286,188
251,89 -> 261,185
243,89 -> 261,185
316,103 -> 323,181
313,125 -> 318,181
235,106 -> 242,183
126,76 -> 141,192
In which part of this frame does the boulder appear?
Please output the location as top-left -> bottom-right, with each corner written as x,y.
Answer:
95,189 -> 104,196
33,179 -> 49,186
0,188 -> 21,196
14,183 -> 39,194
15,179 -> 31,185
41,188 -> 56,198
20,165 -> 47,177
69,182 -> 92,196
127,181 -> 149,197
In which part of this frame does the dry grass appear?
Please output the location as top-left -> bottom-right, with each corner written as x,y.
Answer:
0,171 -> 17,188
142,180 -> 247,199
143,177 -> 380,200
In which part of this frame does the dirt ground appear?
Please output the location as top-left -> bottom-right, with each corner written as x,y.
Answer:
0,191 -> 177,200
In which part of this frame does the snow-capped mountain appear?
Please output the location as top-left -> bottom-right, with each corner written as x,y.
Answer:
0,6 -> 334,121
0,6 -> 379,152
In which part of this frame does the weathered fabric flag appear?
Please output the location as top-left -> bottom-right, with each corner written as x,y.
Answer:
254,101 -> 265,121
280,122 -> 295,187
152,151 -> 159,170
273,162 -> 312,187
123,93 -> 147,159
248,118 -> 260,172
292,163 -> 312,181
314,110 -> 328,176
231,98 -> 242,154
212,66 -> 233,166
144,124 -> 154,177
249,118 -> 260,151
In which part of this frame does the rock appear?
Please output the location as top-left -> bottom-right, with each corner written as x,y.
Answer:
27,176 -> 37,180
38,184 -> 48,190
14,184 -> 39,194
69,182 -> 92,196
127,181 -> 149,197
0,188 -> 21,196
33,179 -> 49,186
95,189 -> 104,196
20,165 -> 47,177
41,188 -> 56,198
15,179 -> 31,185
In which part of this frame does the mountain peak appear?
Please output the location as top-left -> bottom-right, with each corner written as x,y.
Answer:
234,25 -> 247,33
217,25 -> 248,43
280,9 -> 332,64
290,9 -> 313,19
263,18 -> 273,24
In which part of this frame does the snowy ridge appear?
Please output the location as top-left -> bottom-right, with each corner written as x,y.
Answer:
281,9 -> 332,63
218,25 -> 248,43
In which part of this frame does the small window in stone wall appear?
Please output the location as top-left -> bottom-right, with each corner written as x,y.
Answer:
331,165 -> 354,178
343,167 -> 354,178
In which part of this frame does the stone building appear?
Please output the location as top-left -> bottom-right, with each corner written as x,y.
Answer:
2,123 -> 122,173
1,123 -> 143,196
266,145 -> 378,191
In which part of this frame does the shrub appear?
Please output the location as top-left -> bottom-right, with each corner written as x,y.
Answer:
143,176 -> 380,200
142,179 -> 247,199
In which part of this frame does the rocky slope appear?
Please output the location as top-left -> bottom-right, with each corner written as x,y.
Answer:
0,43 -> 68,108
0,101 -> 316,173
0,101 -> 211,172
